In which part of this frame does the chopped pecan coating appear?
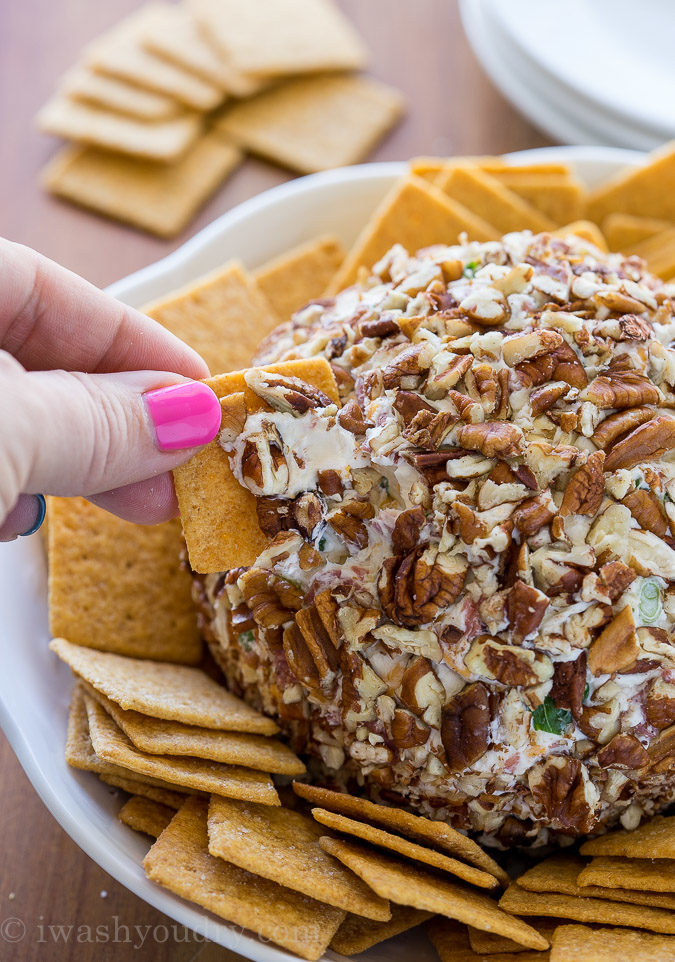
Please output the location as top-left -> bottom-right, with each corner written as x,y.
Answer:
506,579 -> 549,642
465,637 -> 553,687
391,708 -> 430,748
326,499 -> 375,549
559,451 -> 606,518
403,408 -> 456,449
605,414 -> 675,471
598,561 -> 636,601
379,547 -> 467,628
457,421 -> 524,459
550,651 -> 587,720
502,329 -> 563,367
391,506 -> 426,554
588,606 -> 639,675
528,757 -> 597,834
238,568 -> 302,628
295,591 -> 340,677
440,682 -> 493,772
283,622 -> 321,690
596,733 -> 649,770
317,469 -> 343,496
360,317 -> 400,338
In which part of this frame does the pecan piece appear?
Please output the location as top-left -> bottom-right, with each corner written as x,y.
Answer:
598,561 -> 636,601
403,408 -> 456,449
392,506 -> 426,554
622,488 -> 669,539
238,568 -> 302,628
382,342 -> 434,388
393,390 -> 436,425
465,637 -> 553,687
317,469 -> 343,496
530,382 -> 570,416
559,451 -> 606,517
512,493 -> 556,537
398,657 -> 444,723
283,622 -> 321,690
293,492 -> 324,538
528,757 -> 597,834
326,499 -> 375,549
391,708 -> 430,748
596,733 -> 649,770
552,341 -> 588,389
605,415 -> 675,471
379,547 -> 467,627
294,589 -> 340,677
244,370 -> 333,414
585,372 -> 661,410
550,651 -> 587,720
591,406 -> 654,449
646,677 -> 675,730
440,681 -> 493,771
506,579 -> 549,642
360,317 -> 399,338
587,606 -> 639,675
457,421 -> 524,459
502,329 -> 563,367
256,496 -> 294,537
337,397 -> 373,435
452,501 -> 488,544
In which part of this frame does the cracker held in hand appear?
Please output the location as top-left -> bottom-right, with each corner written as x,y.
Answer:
293,782 -> 508,885
579,816 -> 675,859
577,855 -> 675,893
36,96 -> 201,163
50,638 -> 277,733
118,795 -> 175,838
143,797 -> 345,961
253,234 -> 346,321
43,133 -> 242,239
330,906 -> 433,955
207,796 -> 391,920
498,883 -> 675,935
327,174 -> 498,292
173,357 -> 339,574
83,682 -> 304,775
47,499 -> 201,663
188,0 -> 367,77
320,836 -> 548,950
214,73 -> 404,174
144,260 -> 280,374
311,808 -> 498,889
549,924 -> 675,962
84,695 -> 279,804
428,916 -> 549,962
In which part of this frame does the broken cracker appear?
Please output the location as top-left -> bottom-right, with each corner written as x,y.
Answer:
253,234 -> 346,321
320,836 -> 547,950
438,166 -> 555,234
118,795 -> 175,838
43,133 -> 242,239
327,174 -> 499,293
59,66 -> 180,121
428,917 -> 549,962
188,0 -> 367,77
586,141 -> 675,223
498,883 -> 675,935
84,695 -> 279,804
85,2 -> 224,111
214,73 -> 404,174
207,796 -> 390,921
143,797 -> 344,961
311,808 -> 498,889
293,782 -> 508,885
83,681 -> 304,775
550,924 -> 675,962
173,357 -> 338,574
51,638 -> 277,733
579,816 -> 675,859
330,905 -> 433,955
47,499 -> 201,663
144,260 -> 280,374
577,855 -> 675,893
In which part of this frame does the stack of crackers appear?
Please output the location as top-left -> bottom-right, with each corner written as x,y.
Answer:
37,0 -> 404,238
44,145 -> 675,960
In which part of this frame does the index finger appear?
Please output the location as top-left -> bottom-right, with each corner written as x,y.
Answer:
0,238 -> 210,378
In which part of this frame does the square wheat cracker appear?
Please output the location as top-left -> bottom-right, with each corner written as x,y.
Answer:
310,808 -> 498,889
99,774 -> 186,809
173,357 -> 339,573
320,836 -> 547,950
327,174 -> 499,293
586,140 -> 675,223
438,166 -> 555,234
631,227 -> 675,279
490,174 -> 584,225
603,212 -> 673,251
498,883 -> 675,934
330,906 -> 433,955
214,73 -> 404,174
85,3 -> 223,111
207,796 -> 391,920
428,917 -> 550,962
51,637 -> 277,733
293,781 -> 508,885
42,133 -> 242,239
36,96 -> 201,163
579,815 -> 675,859
549,924 -> 675,962
48,498 -> 201,663
118,795 -> 175,837
59,66 -> 180,121
577,855 -> 675,893
82,680 -> 304,775
144,797 -> 345,960
253,235 -> 346,321
143,260 -> 280,373
469,917 -> 558,955
84,694 -> 279,804
554,220 -> 608,250
188,0 -> 367,77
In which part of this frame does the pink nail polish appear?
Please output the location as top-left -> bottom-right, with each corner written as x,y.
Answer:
144,382 -> 221,452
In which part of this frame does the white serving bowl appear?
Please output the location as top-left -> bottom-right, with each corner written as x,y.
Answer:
0,146 -> 645,962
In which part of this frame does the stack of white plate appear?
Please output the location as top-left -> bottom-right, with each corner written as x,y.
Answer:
459,0 -> 675,150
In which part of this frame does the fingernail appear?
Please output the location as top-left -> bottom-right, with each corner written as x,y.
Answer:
144,382 -> 221,452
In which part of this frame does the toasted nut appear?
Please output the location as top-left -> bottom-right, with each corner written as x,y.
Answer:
587,606 -> 639,675
646,677 -> 675,730
585,372 -> 661,410
598,561 -> 636,601
506,579 -> 549,642
528,757 -> 597,834
529,381 -> 570,416
391,708 -> 430,748
622,488 -> 669,539
245,370 -> 332,414
596,733 -> 649,770
502,329 -> 563,367
550,651 -> 587,720
560,451 -> 606,517
591,406 -> 654,449
465,637 -> 553,687
457,421 -> 524,459
379,548 -> 467,628
604,414 -> 675,471
219,393 -> 248,443
512,493 -> 556,537
440,681 -> 494,771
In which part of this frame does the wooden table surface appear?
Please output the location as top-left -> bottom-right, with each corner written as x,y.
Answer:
0,1 -> 549,958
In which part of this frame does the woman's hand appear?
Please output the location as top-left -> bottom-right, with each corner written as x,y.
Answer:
0,238 -> 222,540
